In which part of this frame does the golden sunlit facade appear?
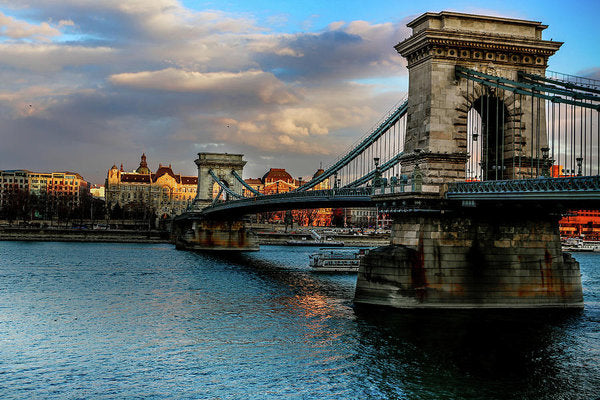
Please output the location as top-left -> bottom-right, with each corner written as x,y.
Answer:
0,169 -> 89,207
105,154 -> 197,217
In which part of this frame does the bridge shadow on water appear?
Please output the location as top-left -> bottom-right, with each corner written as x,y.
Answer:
195,250 -> 593,399
352,306 -> 586,399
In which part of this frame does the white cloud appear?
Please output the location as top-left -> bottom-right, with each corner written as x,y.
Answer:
0,43 -> 115,72
109,68 -> 299,104
0,10 -> 61,40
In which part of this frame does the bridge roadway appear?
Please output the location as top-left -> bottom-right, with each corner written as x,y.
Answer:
199,176 -> 600,218
200,187 -> 373,217
445,176 -> 600,208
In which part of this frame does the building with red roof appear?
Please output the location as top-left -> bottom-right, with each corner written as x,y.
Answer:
243,167 -> 332,226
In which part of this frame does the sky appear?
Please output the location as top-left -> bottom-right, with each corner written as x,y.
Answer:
0,0 -> 599,184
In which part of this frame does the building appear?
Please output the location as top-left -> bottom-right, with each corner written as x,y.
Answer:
243,167 -> 332,226
0,170 -> 29,207
548,164 -> 600,239
105,154 -> 197,218
90,184 -> 105,200
0,169 -> 90,208
343,208 -> 381,228
559,210 -> 600,239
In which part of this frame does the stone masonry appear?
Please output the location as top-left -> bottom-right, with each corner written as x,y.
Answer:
172,152 -> 257,251
395,11 -> 562,184
355,210 -> 583,308
357,12 -> 583,309
194,153 -> 246,210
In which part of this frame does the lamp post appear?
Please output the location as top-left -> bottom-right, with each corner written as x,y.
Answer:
373,157 -> 381,193
576,157 -> 583,177
541,147 -> 551,177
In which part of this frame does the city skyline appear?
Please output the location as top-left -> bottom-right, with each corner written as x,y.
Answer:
1,0 -> 599,184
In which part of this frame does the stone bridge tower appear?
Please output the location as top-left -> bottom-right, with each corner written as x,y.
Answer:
355,12 -> 583,310
173,152 -> 257,252
193,152 -> 247,210
395,12 -> 562,184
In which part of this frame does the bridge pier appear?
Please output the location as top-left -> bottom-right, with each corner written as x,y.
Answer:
172,152 -> 258,251
172,213 -> 258,251
355,207 -> 583,308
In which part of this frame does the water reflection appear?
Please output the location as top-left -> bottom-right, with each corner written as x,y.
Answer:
353,307 -> 586,399
208,248 -> 594,399
1,242 -> 597,399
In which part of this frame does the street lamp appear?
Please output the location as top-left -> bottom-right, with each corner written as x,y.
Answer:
373,157 -> 381,193
541,147 -> 551,177
576,157 -> 583,177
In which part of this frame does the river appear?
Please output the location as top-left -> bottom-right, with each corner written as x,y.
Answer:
0,242 -> 598,399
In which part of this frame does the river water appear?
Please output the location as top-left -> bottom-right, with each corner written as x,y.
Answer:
0,241 -> 598,399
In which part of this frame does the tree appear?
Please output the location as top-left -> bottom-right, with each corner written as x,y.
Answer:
331,208 -> 345,227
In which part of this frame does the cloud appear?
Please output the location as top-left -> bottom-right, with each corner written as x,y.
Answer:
0,1 -> 410,182
0,10 -> 61,40
109,68 -> 299,104
579,67 -> 600,81
0,43 -> 114,72
251,20 -> 410,83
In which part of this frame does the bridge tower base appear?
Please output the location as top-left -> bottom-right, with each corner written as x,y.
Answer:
172,152 -> 258,251
172,214 -> 258,251
355,209 -> 583,308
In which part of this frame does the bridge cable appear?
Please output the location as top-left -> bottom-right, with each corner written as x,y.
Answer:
295,99 -> 408,191
231,170 -> 263,196
344,152 -> 404,188
456,66 -> 600,111
207,169 -> 245,199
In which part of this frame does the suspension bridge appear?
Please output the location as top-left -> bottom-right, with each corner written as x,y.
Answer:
173,11 -> 597,309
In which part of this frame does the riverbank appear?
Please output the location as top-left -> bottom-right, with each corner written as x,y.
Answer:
0,227 -> 389,246
254,231 -> 389,246
0,227 -> 169,243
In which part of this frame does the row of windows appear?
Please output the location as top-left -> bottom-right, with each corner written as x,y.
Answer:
112,184 -> 196,193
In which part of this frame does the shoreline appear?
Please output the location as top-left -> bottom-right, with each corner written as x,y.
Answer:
0,227 -> 389,247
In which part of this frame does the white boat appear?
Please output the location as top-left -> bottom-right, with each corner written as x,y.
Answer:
562,237 -> 600,252
309,248 -> 368,273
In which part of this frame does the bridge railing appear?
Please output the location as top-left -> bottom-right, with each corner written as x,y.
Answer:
447,175 -> 600,195
208,187 -> 373,207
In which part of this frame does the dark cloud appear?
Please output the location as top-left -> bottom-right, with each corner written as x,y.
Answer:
254,21 -> 410,83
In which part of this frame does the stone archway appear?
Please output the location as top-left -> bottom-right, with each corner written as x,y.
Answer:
456,87 -> 519,181
395,11 -> 561,185
193,153 -> 247,210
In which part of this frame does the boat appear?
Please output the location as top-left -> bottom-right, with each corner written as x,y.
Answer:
309,248 -> 369,273
562,237 -> 600,252
287,229 -> 344,246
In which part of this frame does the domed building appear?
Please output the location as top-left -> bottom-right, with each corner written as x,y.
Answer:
105,154 -> 197,218
135,153 -> 151,174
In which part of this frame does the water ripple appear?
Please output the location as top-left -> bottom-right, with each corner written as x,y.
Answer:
0,242 -> 598,399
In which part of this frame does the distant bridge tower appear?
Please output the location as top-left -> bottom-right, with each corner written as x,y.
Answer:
395,12 -> 562,183
173,152 -> 257,252
193,152 -> 247,210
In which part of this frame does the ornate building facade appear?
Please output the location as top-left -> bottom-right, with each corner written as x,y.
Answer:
105,154 -> 197,218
